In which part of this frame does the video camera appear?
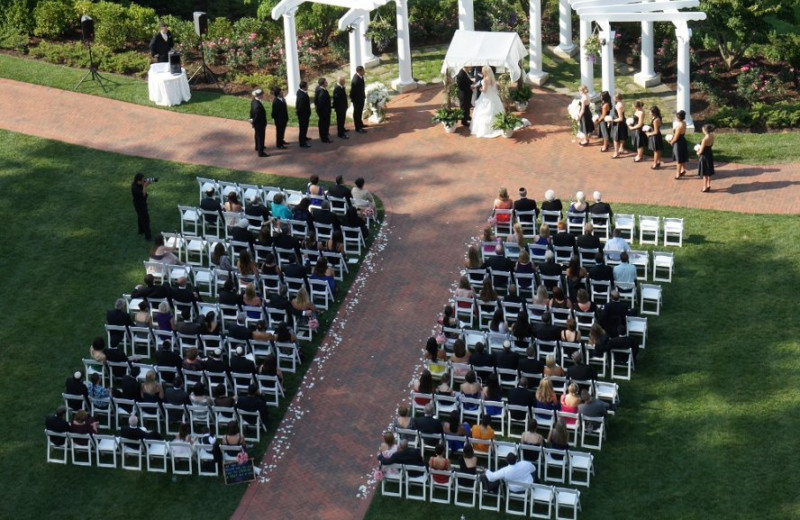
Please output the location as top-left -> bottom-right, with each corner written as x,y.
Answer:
145,177 -> 159,183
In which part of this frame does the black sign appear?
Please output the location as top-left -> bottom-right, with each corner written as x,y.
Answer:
223,460 -> 256,485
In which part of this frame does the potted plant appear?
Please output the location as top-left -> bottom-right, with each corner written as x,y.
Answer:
509,83 -> 533,111
492,111 -> 522,138
584,34 -> 602,63
432,107 -> 464,133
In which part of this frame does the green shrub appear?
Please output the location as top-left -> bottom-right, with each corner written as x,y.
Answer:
73,0 -> 92,16
33,0 -> 75,39
708,106 -> 753,129
0,22 -> 30,51
160,15 -> 199,53
753,102 -> 800,129
91,1 -> 129,51
233,72 -> 283,93
329,30 -> 349,62
5,0 -> 35,34
126,2 -> 157,43
208,17 -> 234,40
105,50 -> 150,75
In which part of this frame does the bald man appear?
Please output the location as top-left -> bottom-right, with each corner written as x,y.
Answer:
332,76 -> 349,139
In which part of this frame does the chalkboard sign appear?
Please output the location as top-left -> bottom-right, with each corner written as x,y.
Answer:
223,460 -> 256,485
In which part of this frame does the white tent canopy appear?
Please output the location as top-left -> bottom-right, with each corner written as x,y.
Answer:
441,30 -> 528,82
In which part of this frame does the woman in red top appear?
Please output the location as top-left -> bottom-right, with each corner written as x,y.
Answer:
429,443 -> 452,483
493,187 -> 513,224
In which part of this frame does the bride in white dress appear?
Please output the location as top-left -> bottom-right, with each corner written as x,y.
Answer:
470,66 -> 505,138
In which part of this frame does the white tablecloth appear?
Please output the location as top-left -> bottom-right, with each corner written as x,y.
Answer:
147,62 -> 191,107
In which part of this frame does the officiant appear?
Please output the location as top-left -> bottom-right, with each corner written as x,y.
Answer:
149,22 -> 174,63
456,66 -> 475,127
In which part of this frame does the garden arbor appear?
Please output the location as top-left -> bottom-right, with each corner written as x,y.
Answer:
570,0 -> 706,130
271,0 -> 417,104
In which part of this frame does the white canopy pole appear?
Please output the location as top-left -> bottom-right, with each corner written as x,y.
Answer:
599,26 -> 615,100
528,0 -> 549,84
283,7 -> 300,105
555,0 -> 576,58
348,21 -> 363,79
579,19 -> 595,97
675,23 -> 693,130
359,14 -> 379,65
391,0 -> 417,92
634,0 -> 660,86
458,0 -> 475,30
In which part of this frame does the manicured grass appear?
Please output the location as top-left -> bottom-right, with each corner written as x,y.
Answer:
0,129 -> 377,519
366,204 -> 800,520
0,53 -> 318,126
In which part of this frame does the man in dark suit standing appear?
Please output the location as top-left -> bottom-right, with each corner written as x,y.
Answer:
271,87 -> 289,149
350,65 -> 367,133
332,76 -> 349,140
456,66 -> 474,126
249,89 -> 269,157
149,22 -> 173,63
314,77 -> 333,143
131,173 -> 151,241
296,81 -> 312,148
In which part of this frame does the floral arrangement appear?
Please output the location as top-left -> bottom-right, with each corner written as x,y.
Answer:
567,98 -> 596,136
492,111 -> 522,131
584,34 -> 602,63
365,82 -> 389,122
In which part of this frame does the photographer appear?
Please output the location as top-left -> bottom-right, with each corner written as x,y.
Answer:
131,173 -> 155,241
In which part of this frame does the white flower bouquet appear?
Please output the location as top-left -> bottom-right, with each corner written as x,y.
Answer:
604,115 -> 613,123
366,82 -> 389,122
694,144 -> 701,152
665,134 -> 674,142
568,99 -> 582,121
642,125 -> 651,132
626,117 -> 634,126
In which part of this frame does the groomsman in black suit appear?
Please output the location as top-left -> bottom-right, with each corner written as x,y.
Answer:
314,77 -> 333,143
271,87 -> 289,149
456,66 -> 474,126
350,65 -> 367,133
296,81 -> 311,148
249,89 -> 268,157
332,76 -> 349,140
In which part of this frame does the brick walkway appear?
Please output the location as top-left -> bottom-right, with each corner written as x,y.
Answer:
2,78 -> 798,519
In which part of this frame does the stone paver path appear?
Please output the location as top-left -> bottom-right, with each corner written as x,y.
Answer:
1,77 -> 798,520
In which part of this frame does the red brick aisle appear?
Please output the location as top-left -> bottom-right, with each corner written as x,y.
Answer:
1,78 -> 798,520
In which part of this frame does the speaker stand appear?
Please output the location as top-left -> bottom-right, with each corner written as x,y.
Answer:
74,44 -> 114,93
188,37 -> 220,88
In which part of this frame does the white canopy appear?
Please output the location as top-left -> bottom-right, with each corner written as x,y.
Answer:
441,30 -> 528,82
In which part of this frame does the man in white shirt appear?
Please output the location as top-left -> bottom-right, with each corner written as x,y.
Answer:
613,251 -> 637,283
481,452 -> 536,493
604,228 -> 631,261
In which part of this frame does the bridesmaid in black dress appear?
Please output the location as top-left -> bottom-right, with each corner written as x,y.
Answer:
611,92 -> 628,158
697,124 -> 715,192
670,110 -> 689,179
629,100 -> 647,162
594,91 -> 612,152
646,106 -> 663,169
578,85 -> 594,146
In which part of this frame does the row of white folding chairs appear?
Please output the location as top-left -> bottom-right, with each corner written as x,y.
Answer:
380,462 -> 583,519
196,177 -> 304,211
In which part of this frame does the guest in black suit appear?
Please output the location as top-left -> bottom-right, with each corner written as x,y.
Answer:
534,312 -> 561,342
456,66 -> 474,126
378,439 -> 427,476
327,175 -> 353,205
507,378 -> 535,420
518,346 -> 544,375
350,65 -> 367,133
552,221 -> 576,252
149,23 -> 173,63
64,372 -> 89,411
236,383 -> 270,425
588,253 -> 614,282
271,87 -> 289,149
314,77 -> 333,143
249,89 -> 269,157
599,290 -> 630,338
576,223 -> 603,252
106,298 -> 132,347
470,341 -> 494,368
296,81 -> 312,148
541,189 -> 563,214
131,173 -> 151,241
200,187 -> 222,224
332,76 -> 349,139
590,191 -> 613,219
45,406 -> 71,444
566,351 -> 597,385
514,187 -> 538,223
415,403 -> 444,440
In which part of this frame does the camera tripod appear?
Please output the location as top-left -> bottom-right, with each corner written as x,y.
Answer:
74,43 -> 114,93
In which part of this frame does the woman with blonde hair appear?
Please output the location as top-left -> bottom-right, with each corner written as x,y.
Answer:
464,245 -> 482,269
242,282 -> 262,318
509,222 -> 526,248
544,355 -> 566,378
534,378 -> 559,420
378,432 -> 400,478
492,187 -> 513,224
531,224 -> 551,250
141,369 -> 164,402
560,383 -> 581,425
291,286 -> 316,326
577,85 -> 594,146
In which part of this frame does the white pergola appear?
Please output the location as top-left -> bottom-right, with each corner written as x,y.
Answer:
271,0 -> 418,104
570,0 -> 706,129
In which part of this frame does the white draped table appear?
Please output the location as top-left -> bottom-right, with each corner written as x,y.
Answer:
147,62 -> 191,107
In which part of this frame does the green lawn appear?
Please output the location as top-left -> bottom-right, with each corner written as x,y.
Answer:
0,129 -> 377,519
367,205 -> 800,520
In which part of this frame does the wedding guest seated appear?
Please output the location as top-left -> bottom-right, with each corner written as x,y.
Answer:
566,351 -> 597,385
493,340 -> 519,371
201,311 -> 221,336
117,366 -> 140,402
351,177 -> 376,215
131,273 -> 170,300
450,339 -> 471,374
312,200 -> 341,231
429,443 -> 452,483
578,389 -> 609,419
573,288 -> 597,315
469,342 -> 493,369
378,439 -> 426,475
182,347 -> 204,372
307,174 -> 325,206
481,452 -> 536,493
520,418 -> 545,448
211,243 -> 234,272
508,377 -> 535,420
87,373 -> 111,409
604,228 -> 631,261
273,221 -> 303,261
377,432 -> 400,479
237,250 -> 259,278
230,218 -> 255,252
568,191 -> 589,224
70,409 -> 98,443
89,337 -> 106,362
270,193 -> 292,220
458,444 -> 478,485
560,318 -> 581,343
588,252 -> 614,282
45,406 -> 71,444
613,251 -> 637,283
600,289 -> 630,337
120,414 -> 161,441
543,355 -> 566,378
65,371 -> 89,410
413,370 -> 435,406
590,191 -> 613,218
154,301 -> 175,331
245,194 -> 270,227
230,346 -> 256,375
534,377 -> 559,414
518,346 -> 544,376
482,243 -> 515,273
328,175 -> 353,206
394,404 -> 416,431
492,187 -> 513,223
552,220 -> 576,252
559,383 -> 581,424
149,234 -> 183,266
442,410 -> 470,453
203,347 -> 230,375
241,283 -> 262,319
200,187 -> 222,224
549,287 -> 572,310
258,354 -> 283,384
310,257 -> 336,294
513,187 -> 538,222
511,311 -> 533,349
252,320 -> 274,342
464,245 -> 482,270
416,403 -> 444,446
539,250 -> 562,279
155,340 -> 182,380
175,308 -> 202,335
482,373 -> 504,416
217,278 -> 241,307
531,224 -> 552,251
140,370 -> 164,402
564,256 -> 588,302
106,298 -> 132,346
290,287 -> 316,328
540,189 -> 563,214
343,206 -> 369,238
213,383 -> 236,408
133,300 -> 153,328
189,382 -> 212,409
488,307 -> 507,334
470,414 -> 495,453
534,312 -> 561,342
227,312 -> 253,341
164,376 -> 190,405
547,419 -> 570,453
223,192 -> 244,216
576,223 -> 603,252
291,197 -> 314,228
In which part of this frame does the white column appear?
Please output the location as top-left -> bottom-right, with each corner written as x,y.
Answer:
579,18 -> 595,97
527,0 -> 549,85
599,29 -> 615,100
283,8 -> 300,105
458,0 -> 474,31
359,14 -> 379,66
676,25 -> 694,131
391,0 -> 417,92
554,0 -> 576,58
348,23 -> 363,79
633,2 -> 660,87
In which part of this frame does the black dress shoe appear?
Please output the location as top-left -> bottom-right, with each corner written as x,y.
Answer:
356,129 -> 367,134
300,143 -> 311,148
322,139 -> 333,143
277,145 -> 287,149
339,135 -> 349,139
258,152 -> 270,157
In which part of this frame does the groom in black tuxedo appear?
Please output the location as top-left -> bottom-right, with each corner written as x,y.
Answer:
296,81 -> 311,148
456,66 -> 475,126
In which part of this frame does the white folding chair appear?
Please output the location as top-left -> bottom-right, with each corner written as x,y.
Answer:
626,315 -> 648,350
614,213 -> 635,241
380,463 -> 404,497
555,486 -> 581,520
543,447 -> 568,483
69,432 -> 94,466
120,438 -> 143,471
638,215 -> 660,245
630,249 -> 650,281
238,409 -> 267,443
404,464 -> 428,501
580,415 -> 606,451
45,430 -> 69,464
505,481 -> 533,516
341,225 -> 366,258
591,213 -> 611,242
429,469 -> 453,504
179,205 -> 201,237
640,283 -> 663,315
652,251 -> 675,282
309,278 -> 334,310
196,443 -> 218,476
663,217 -> 684,246
611,348 -> 635,380
531,483 -> 556,519
541,210 -> 561,230
566,212 -> 586,236
454,471 -> 479,507
478,470 -> 502,511
594,381 -> 620,413
95,434 -> 119,468
170,441 -> 194,474
136,402 -> 164,434
506,405 -> 530,439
